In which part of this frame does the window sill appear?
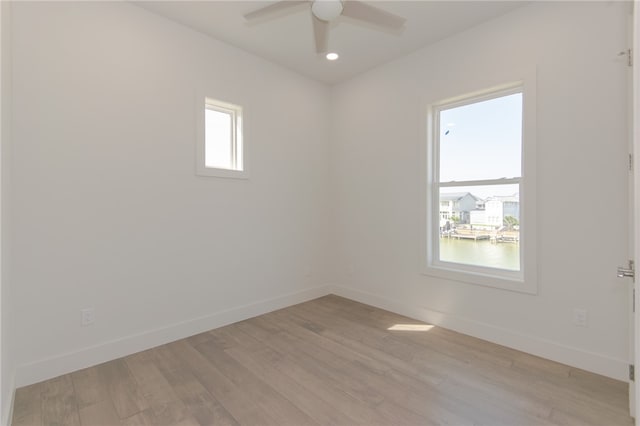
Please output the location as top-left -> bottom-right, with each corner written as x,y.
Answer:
196,166 -> 250,179
422,263 -> 537,295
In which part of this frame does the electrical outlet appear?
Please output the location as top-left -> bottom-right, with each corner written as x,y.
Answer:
81,308 -> 95,327
572,308 -> 588,327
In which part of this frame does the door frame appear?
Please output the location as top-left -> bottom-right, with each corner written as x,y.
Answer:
633,1 -> 639,423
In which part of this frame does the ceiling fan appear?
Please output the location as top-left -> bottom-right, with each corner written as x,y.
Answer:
244,0 -> 406,54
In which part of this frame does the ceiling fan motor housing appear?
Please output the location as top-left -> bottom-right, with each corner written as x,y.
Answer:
311,0 -> 344,22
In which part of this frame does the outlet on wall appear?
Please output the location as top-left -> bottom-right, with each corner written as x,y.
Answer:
572,308 -> 588,327
81,308 -> 95,327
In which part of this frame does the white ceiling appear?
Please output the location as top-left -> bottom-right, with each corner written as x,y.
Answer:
134,1 -> 527,84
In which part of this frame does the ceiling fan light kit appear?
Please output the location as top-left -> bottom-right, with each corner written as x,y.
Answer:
244,0 -> 406,55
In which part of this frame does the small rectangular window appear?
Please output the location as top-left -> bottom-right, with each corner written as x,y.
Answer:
196,97 -> 247,178
424,80 -> 537,293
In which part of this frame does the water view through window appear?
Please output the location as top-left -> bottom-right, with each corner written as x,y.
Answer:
439,184 -> 520,271
436,92 -> 522,271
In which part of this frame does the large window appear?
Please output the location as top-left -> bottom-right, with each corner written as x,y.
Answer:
424,81 -> 537,293
196,97 -> 247,178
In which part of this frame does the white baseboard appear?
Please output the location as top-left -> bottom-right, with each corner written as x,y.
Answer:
14,284 -> 628,389
15,285 -> 332,388
329,285 -> 629,382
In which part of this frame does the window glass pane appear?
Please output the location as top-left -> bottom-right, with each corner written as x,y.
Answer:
439,93 -> 522,182
439,184 -> 520,271
205,108 -> 232,170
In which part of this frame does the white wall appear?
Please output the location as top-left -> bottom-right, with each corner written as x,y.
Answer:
329,1 -> 631,380
1,0 -> 15,423
11,1 -> 331,386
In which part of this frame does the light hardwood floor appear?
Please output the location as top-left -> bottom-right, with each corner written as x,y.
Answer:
12,295 -> 634,425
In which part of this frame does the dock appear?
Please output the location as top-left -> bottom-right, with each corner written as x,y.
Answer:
444,229 -> 491,241
490,231 -> 520,244
442,228 -> 520,243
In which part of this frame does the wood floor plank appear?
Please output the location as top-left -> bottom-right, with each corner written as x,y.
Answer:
166,339 -> 283,426
151,344 -> 239,426
78,399 -> 122,426
233,319 -> 400,425
40,374 -> 81,426
95,358 -> 150,420
12,382 -> 43,426
213,327 -> 362,425
11,295 -> 634,426
120,400 -> 200,426
71,366 -> 112,410
247,315 -> 388,407
124,350 -> 180,407
194,338 -> 321,426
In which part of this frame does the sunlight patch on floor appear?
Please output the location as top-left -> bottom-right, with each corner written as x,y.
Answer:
388,324 -> 434,331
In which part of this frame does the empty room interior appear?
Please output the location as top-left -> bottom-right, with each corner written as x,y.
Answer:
1,0 -> 639,425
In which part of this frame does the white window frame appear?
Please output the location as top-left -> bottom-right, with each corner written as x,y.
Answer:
196,96 -> 248,179
422,77 -> 537,294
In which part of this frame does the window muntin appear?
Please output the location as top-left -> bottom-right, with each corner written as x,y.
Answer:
430,87 -> 524,280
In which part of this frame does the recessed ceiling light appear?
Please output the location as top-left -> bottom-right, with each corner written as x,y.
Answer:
326,52 -> 339,61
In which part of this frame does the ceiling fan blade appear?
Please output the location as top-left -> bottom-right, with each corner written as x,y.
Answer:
244,1 -> 308,22
312,15 -> 329,54
341,1 -> 405,29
